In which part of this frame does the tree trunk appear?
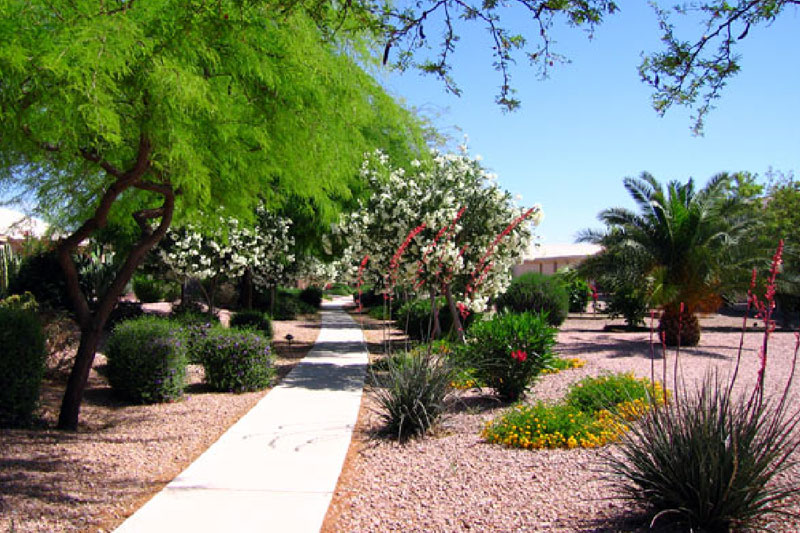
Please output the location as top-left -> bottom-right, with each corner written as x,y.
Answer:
241,268 -> 253,310
57,324 -> 103,429
269,285 -> 277,317
444,284 -> 465,343
56,135 -> 175,429
428,287 -> 441,341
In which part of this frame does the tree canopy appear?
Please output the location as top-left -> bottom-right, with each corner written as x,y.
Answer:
0,0 -> 427,429
640,0 -> 799,134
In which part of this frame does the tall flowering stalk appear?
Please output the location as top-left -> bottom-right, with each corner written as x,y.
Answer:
356,255 -> 369,312
460,207 -> 538,319
618,240 -> 800,530
750,239 -> 784,407
387,223 -> 426,300
384,224 -> 425,352
415,206 -> 466,291
590,281 -> 599,315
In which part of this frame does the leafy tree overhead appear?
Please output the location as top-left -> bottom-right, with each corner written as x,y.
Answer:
579,172 -> 750,345
640,0 -> 799,134
0,0 -> 426,430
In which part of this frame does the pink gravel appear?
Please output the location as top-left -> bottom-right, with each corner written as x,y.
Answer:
324,312 -> 800,532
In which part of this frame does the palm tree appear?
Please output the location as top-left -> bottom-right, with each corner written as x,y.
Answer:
579,172 -> 748,346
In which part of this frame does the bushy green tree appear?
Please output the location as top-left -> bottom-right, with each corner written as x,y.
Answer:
0,1 -> 425,429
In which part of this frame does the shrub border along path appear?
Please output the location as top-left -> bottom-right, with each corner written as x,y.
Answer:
115,298 -> 367,533
1,307 -> 317,531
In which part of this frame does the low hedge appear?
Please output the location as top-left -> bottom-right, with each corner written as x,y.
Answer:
106,316 -> 187,404
0,306 -> 46,426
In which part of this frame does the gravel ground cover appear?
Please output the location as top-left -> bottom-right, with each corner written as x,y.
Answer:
323,310 -> 800,532
0,308 -> 320,533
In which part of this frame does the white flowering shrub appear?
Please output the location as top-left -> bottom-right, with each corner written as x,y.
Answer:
156,210 -> 294,311
335,149 -> 542,322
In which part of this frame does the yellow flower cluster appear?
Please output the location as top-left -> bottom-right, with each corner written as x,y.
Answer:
482,383 -> 667,451
450,379 -> 477,390
540,357 -> 587,375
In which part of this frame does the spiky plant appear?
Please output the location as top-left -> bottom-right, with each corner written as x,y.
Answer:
579,172 -> 752,346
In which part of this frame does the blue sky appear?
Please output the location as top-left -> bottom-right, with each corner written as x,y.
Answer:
382,2 -> 800,244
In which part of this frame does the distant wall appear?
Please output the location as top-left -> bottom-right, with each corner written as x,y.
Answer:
512,256 -> 588,277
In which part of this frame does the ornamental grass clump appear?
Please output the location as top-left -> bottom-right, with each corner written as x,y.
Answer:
371,348 -> 455,441
197,327 -> 274,393
607,240 -> 800,531
461,311 -> 557,401
106,316 -> 187,404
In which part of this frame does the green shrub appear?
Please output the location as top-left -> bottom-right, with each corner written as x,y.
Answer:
230,310 -> 273,338
606,284 -> 649,327
0,307 -> 46,426
353,285 -> 383,307
483,373 -> 665,450
566,278 -> 591,313
556,269 -> 591,313
272,296 -> 300,320
105,316 -> 187,404
197,327 -> 274,392
395,297 -> 454,341
371,349 -> 454,441
565,373 -> 662,414
8,250 -> 71,310
367,304 -> 392,320
461,312 -> 557,401
132,274 -> 168,303
607,374 -> 800,531
325,282 -> 353,296
299,286 -> 323,307
104,301 -> 144,330
0,291 -> 39,312
496,272 -> 568,326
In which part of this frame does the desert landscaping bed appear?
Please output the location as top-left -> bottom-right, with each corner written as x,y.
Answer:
0,311 -> 320,533
323,311 -> 800,532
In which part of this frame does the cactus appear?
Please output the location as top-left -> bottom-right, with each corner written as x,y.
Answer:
0,243 -> 20,297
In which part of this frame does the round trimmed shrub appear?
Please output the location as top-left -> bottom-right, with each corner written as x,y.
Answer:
461,311 -> 558,401
197,327 -> 274,392
0,307 -> 46,426
299,286 -> 323,308
607,285 -> 649,327
496,272 -> 569,326
106,316 -> 187,404
566,278 -> 591,313
230,310 -> 273,338
132,275 -> 166,303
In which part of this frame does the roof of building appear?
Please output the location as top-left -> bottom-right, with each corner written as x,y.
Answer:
0,207 -> 49,239
522,242 -> 602,261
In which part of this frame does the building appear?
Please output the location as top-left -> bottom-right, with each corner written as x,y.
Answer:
513,242 -> 602,277
0,207 -> 49,251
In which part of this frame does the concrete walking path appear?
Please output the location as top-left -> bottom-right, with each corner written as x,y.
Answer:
114,299 -> 367,533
